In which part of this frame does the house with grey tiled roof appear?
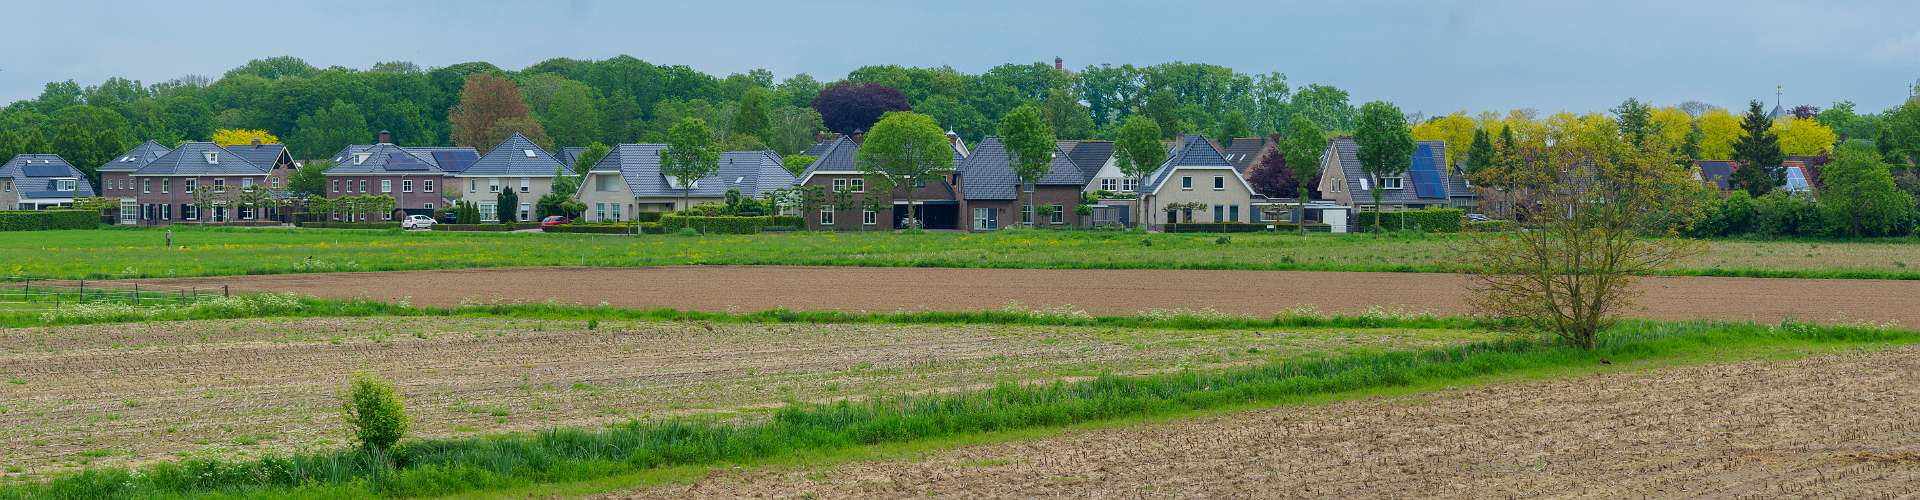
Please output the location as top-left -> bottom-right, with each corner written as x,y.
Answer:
98,141 -> 172,222
1137,134 -> 1262,229
322,130 -> 480,221
956,137 -> 1086,230
575,145 -> 796,221
1,154 -> 94,211
127,142 -> 297,225
796,134 -> 969,230
1316,138 -> 1454,221
445,133 -> 570,223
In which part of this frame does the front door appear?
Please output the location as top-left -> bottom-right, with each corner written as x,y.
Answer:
972,207 -> 996,230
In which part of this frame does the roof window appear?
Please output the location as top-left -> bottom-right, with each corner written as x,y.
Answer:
204,152 -> 220,164
523,149 -> 537,158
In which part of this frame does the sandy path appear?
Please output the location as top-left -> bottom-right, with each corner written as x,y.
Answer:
157,266 -> 1920,326
615,346 -> 1920,499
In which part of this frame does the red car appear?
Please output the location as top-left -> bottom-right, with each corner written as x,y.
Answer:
540,216 -> 572,227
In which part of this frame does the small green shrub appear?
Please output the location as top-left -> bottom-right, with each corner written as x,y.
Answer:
674,227 -> 700,236
341,373 -> 408,451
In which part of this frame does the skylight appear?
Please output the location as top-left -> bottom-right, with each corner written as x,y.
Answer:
523,149 -> 537,158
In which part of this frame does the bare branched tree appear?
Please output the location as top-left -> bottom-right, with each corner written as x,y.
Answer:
1464,130 -> 1703,349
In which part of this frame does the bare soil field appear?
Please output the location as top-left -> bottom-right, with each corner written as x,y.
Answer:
162,266 -> 1920,326
620,346 -> 1920,499
0,317 -> 1484,473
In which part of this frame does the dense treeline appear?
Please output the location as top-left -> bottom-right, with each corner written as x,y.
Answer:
0,55 -> 1347,189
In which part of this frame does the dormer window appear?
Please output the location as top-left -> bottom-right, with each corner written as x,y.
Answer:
204,152 -> 220,164
353,153 -> 370,165
55,179 -> 76,192
1379,177 -> 1404,190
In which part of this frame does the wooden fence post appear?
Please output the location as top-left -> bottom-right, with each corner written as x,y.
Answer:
133,283 -> 140,305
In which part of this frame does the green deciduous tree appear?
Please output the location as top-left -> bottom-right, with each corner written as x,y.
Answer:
998,104 -> 1055,225
290,101 -> 369,160
1112,116 -> 1165,228
521,74 -> 603,149
732,87 -> 773,140
1464,128 -> 1495,175
1281,115 -> 1327,235
855,112 -> 953,229
661,118 -> 720,212
1819,143 -> 1917,237
51,105 -> 134,187
1353,101 -> 1416,232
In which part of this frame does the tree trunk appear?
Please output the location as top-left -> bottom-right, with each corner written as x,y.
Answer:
1297,184 -> 1310,238
903,180 -> 916,230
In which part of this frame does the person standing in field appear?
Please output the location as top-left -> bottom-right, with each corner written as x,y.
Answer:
165,229 -> 172,248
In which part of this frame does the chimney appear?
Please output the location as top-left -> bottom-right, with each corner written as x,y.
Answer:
377,130 -> 392,144
251,138 -> 261,147
947,129 -> 959,146
1054,57 -> 1063,70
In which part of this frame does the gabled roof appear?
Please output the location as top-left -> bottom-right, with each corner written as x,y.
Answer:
798,134 -> 970,184
461,133 -> 568,177
2,154 -> 96,199
957,137 -> 1083,200
557,147 -> 588,169
134,142 -> 269,176
1326,138 -> 1454,206
600,144 -> 793,198
800,139 -> 833,156
332,143 -> 451,175
1063,140 -> 1114,183
1141,134 -> 1235,193
1693,160 -> 1736,191
225,142 -> 289,170
1219,137 -> 1270,172
97,140 -> 172,173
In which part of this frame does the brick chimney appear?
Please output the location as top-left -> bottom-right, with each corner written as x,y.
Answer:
1054,57 -> 1063,70
377,130 -> 392,144
250,138 -> 261,147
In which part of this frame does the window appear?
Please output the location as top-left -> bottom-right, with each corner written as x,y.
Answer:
596,203 -> 607,221
331,179 -> 340,193
596,174 -> 618,191
213,178 -> 225,192
820,205 -> 835,225
1049,204 -> 1064,224
519,178 -> 530,193
382,210 -> 392,221
914,179 -> 926,188
832,178 -> 847,191
1021,204 -> 1034,224
271,177 -> 280,189
56,179 -> 76,192
1022,182 -> 1034,193
183,204 -> 198,221
1100,178 -> 1117,191
119,200 -> 136,224
360,180 -> 368,193
1181,176 -> 1193,190
1379,177 -> 1404,189
423,203 -> 434,211
862,209 -> 877,225
489,178 -> 500,193
423,180 -> 435,192
470,179 -> 478,192
184,179 -> 196,193
519,203 -> 531,222
1229,205 -> 1240,222
1214,205 -> 1224,223
203,152 -> 219,164
478,202 -> 498,222
353,153 -> 370,165
1213,176 -> 1225,190
242,178 -> 253,190
1167,209 -> 1179,223
143,179 -> 151,194
380,180 -> 392,193
611,203 -> 621,220
850,179 -> 865,193
1123,177 -> 1139,192
240,204 -> 255,220
973,207 -> 996,230
401,180 -> 413,193
161,179 -> 171,194
1358,178 -> 1371,191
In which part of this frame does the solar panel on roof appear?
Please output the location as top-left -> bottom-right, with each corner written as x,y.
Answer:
1409,144 -> 1447,199
22,164 -> 71,177
432,151 -> 478,172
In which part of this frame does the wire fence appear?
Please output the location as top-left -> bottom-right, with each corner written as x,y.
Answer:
0,276 -> 228,310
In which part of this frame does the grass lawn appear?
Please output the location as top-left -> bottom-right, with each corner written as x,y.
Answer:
3,226 -> 1919,280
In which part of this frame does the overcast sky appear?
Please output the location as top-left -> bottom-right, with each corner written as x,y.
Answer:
4,0 -> 1917,116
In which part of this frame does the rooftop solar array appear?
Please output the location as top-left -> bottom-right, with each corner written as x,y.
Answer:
432,151 -> 479,173
1409,142 -> 1447,199
21,164 -> 72,177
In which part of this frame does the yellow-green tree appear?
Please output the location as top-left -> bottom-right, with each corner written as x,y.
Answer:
1695,108 -> 1742,160
211,129 -> 279,147
1411,112 -> 1476,165
1768,117 -> 1839,156
1649,106 -> 1693,147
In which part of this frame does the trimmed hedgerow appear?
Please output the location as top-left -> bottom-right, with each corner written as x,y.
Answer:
0,210 -> 98,231
1355,208 -> 1464,233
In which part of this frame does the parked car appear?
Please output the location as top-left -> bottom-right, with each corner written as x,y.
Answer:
540,216 -> 572,227
1467,213 -> 1491,222
402,215 -> 436,230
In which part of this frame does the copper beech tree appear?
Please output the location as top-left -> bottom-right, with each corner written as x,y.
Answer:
1464,124 -> 1703,350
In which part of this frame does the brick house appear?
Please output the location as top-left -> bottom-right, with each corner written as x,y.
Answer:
98,140 -> 171,224
954,137 -> 1088,230
323,132 -> 479,221
126,141 -> 297,225
796,134 -> 969,230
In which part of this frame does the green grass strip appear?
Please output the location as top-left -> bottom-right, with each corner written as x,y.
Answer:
2,320 -> 1911,499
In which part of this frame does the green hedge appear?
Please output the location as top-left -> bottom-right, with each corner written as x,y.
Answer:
632,211 -> 665,223
295,221 -> 399,229
1354,208 -> 1464,233
1467,220 -> 1517,232
437,224 -> 516,232
1163,223 -> 1273,233
639,222 -> 664,234
770,215 -> 804,227
543,224 -> 639,234
658,215 -> 776,234
0,210 -> 98,231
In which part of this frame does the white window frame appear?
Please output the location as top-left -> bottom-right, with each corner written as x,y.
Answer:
424,180 -> 435,193
401,180 -> 413,193
519,202 -> 531,222
1213,176 -> 1225,191
519,177 -> 530,193
161,179 -> 170,194
1122,177 -> 1138,192
862,209 -> 877,225
1379,176 -> 1404,190
489,178 -> 500,193
56,179 -> 76,192
381,179 -> 393,193
331,179 -> 339,193
184,178 -> 196,194
832,178 -> 847,191
820,205 -> 836,225
1021,204 -> 1034,224
213,178 -> 226,193
1181,176 -> 1193,190
1100,178 -> 1116,191
242,178 -> 254,190
850,178 -> 865,193
1050,204 -> 1064,224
